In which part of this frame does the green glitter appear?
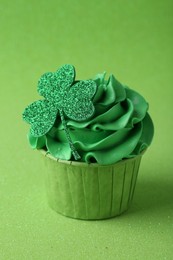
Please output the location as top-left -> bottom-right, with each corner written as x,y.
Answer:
22,64 -> 97,160
38,64 -> 75,105
23,100 -> 57,137
63,80 -> 96,121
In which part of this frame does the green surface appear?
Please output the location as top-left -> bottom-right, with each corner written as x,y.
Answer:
0,0 -> 173,259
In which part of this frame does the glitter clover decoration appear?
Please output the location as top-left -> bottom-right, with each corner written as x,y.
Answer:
22,64 -> 97,160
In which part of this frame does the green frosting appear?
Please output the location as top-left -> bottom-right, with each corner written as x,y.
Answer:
27,72 -> 154,165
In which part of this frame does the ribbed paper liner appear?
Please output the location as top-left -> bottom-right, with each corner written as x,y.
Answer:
41,150 -> 142,220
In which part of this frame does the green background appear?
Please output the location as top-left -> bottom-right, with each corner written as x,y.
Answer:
0,0 -> 173,259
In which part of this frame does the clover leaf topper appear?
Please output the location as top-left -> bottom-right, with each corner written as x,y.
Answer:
22,64 -> 97,160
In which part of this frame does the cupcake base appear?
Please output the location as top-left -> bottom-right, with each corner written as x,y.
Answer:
41,150 -> 142,220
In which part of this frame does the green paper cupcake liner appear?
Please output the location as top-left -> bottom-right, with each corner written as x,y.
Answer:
40,150 -> 142,220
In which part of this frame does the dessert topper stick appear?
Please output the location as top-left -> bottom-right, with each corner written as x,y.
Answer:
22,64 -> 97,160
59,108 -> 81,160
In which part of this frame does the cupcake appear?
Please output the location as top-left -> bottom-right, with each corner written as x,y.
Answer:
22,64 -> 154,220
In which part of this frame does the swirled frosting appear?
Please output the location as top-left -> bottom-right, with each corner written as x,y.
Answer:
28,72 -> 154,165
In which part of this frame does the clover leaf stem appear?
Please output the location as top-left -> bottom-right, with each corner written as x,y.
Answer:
59,109 -> 81,161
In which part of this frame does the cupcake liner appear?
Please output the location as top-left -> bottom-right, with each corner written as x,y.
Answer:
41,150 -> 142,220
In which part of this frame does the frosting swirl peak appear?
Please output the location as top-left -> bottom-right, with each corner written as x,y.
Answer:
27,70 -> 154,165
